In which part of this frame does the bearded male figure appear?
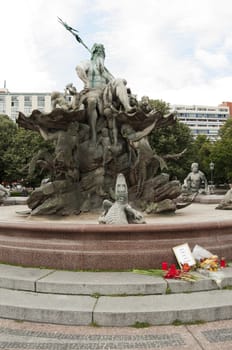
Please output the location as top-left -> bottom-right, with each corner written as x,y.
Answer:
76,43 -> 134,143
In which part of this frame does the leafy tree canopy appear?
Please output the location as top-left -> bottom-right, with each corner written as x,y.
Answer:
149,99 -> 170,115
0,114 -> 17,181
211,118 -> 232,183
1,105 -> 232,188
150,120 -> 197,181
0,114 -> 53,186
191,135 -> 213,179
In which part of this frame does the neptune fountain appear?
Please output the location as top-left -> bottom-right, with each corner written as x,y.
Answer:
17,19 -> 185,216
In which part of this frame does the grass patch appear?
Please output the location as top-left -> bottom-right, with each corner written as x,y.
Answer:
132,321 -> 151,328
172,319 -> 205,326
0,262 -> 167,274
91,293 -> 101,299
132,269 -> 164,277
222,285 -> 232,290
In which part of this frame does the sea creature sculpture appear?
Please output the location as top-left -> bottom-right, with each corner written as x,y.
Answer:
99,173 -> 146,224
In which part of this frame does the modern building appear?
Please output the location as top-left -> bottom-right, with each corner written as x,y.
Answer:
0,88 -> 51,122
1,86 -> 231,142
220,101 -> 232,116
171,104 -> 230,141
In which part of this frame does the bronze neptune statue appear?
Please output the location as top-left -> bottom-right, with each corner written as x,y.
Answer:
17,19 -> 185,216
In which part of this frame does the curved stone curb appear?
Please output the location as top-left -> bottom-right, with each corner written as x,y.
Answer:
93,290 -> 232,326
0,288 -> 95,326
0,264 -> 232,326
1,264 -> 232,295
0,288 -> 232,326
3,196 -> 28,205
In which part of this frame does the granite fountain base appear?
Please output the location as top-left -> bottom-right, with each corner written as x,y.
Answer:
0,201 -> 231,270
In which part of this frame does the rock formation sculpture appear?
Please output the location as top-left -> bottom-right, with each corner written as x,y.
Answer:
216,183 -> 232,210
0,184 -> 9,204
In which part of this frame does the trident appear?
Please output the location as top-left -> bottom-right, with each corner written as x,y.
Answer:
58,17 -> 91,53
58,17 -> 114,78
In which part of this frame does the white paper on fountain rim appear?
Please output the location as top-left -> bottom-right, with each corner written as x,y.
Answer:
173,243 -> 196,267
192,244 -> 213,261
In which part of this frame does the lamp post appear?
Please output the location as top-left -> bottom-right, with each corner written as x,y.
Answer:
210,162 -> 214,185
209,162 -> 215,194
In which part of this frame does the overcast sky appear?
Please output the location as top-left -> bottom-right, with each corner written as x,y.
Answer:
1,0 -> 232,106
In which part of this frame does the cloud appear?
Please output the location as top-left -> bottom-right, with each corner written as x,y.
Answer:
88,0 -> 232,104
1,0 -> 232,106
195,49 -> 229,69
0,0 -> 87,91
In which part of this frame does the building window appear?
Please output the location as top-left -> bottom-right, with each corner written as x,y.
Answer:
37,95 -> 45,107
24,106 -> 32,114
24,96 -> 32,107
11,96 -> 19,110
0,96 -> 6,113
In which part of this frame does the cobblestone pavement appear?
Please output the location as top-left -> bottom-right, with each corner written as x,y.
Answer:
0,318 -> 232,350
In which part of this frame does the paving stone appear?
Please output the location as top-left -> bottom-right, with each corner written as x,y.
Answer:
0,317 -> 219,350
202,327 -> 232,343
187,320 -> 232,349
36,271 -> 167,295
0,327 -> 187,349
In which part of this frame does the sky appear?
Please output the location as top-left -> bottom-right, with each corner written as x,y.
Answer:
1,0 -> 232,106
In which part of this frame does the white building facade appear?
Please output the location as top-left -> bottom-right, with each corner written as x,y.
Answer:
0,88 -> 51,122
171,104 -> 230,141
0,89 -> 230,142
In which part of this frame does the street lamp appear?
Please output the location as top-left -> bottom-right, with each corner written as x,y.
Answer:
209,162 -> 214,185
209,162 -> 215,194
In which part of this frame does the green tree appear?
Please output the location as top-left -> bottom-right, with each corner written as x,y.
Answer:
212,118 -> 232,184
141,98 -> 197,182
149,118 -> 196,182
0,114 -> 17,182
191,135 -> 213,179
3,127 -> 52,186
149,99 -> 170,115
0,114 -> 53,186
145,99 -> 217,183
